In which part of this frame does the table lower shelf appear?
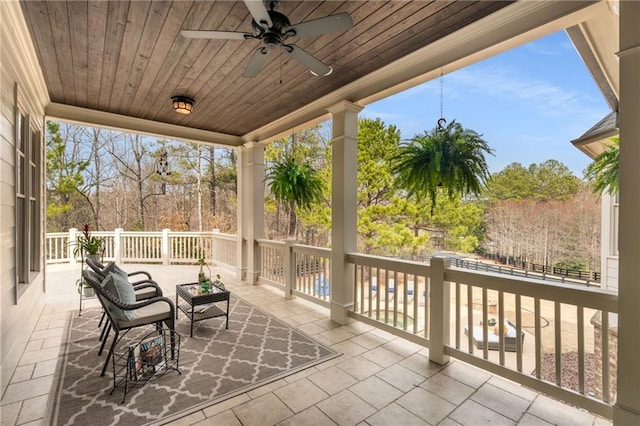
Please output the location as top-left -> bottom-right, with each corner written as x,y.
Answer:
178,301 -> 230,337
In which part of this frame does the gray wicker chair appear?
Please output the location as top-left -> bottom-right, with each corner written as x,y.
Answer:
82,269 -> 176,376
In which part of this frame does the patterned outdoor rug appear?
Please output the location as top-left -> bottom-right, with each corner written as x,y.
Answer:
46,295 -> 339,425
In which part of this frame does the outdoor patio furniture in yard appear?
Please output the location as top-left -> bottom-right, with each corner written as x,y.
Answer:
464,320 -> 525,352
82,270 -> 177,376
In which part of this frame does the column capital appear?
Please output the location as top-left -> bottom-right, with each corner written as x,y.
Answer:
241,141 -> 267,150
327,100 -> 364,115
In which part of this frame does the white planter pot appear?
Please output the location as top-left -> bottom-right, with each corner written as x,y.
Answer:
82,286 -> 95,298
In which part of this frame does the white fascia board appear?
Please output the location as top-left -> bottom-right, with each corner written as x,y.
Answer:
45,103 -> 243,147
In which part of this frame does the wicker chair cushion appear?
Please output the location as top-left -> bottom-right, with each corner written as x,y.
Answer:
115,301 -> 171,328
101,272 -> 137,321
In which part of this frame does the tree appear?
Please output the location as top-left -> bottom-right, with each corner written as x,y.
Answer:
392,120 -> 493,214
585,137 -> 619,195
265,154 -> 325,238
485,160 -> 580,201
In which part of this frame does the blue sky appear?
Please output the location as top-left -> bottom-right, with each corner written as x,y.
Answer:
362,31 -> 611,177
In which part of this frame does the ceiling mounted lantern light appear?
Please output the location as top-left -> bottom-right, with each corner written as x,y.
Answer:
171,96 -> 195,114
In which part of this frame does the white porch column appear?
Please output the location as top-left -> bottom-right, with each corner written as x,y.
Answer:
614,1 -> 640,424
236,143 -> 265,284
328,101 -> 363,324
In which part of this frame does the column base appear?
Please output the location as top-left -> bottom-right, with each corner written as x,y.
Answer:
330,301 -> 353,325
614,403 -> 640,425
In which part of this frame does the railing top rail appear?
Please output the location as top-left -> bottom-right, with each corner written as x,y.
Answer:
292,244 -> 331,256
212,232 -> 237,241
446,267 -> 618,312
167,231 -> 216,237
346,252 -> 429,276
256,238 -> 285,248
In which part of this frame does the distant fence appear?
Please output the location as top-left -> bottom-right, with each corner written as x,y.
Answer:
45,228 -> 237,269
479,252 -> 601,283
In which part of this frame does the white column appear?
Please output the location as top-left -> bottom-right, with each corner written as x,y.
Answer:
328,101 -> 363,324
614,1 -> 640,424
236,143 -> 265,284
429,257 -> 451,365
161,228 -> 170,265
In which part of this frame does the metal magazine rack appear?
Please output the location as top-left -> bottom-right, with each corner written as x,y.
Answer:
111,328 -> 181,402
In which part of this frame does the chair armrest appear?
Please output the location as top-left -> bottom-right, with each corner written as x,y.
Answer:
131,280 -> 163,296
100,286 -> 175,315
128,271 -> 152,280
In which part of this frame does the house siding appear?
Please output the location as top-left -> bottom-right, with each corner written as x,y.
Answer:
0,0 -> 50,396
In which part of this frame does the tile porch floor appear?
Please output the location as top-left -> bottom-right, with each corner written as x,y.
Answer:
1,263 -> 612,426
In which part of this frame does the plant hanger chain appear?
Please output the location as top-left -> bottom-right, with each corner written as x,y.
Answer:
437,68 -> 446,131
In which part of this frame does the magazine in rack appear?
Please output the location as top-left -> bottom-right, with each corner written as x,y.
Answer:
129,334 -> 166,380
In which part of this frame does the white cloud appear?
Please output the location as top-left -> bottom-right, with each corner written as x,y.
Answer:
447,65 -> 596,117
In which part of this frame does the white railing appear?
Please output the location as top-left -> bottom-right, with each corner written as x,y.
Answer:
344,254 -> 618,419
45,229 -> 236,266
212,231 -> 237,270
256,239 -> 285,288
292,244 -> 331,306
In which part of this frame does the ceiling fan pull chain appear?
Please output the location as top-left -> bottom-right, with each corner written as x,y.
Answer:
438,68 -> 446,130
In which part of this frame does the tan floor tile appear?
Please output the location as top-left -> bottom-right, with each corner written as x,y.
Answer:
471,383 -> 531,421
297,323 -> 326,336
202,408 -> 242,425
289,313 -> 320,324
9,365 -> 34,384
1,401 -> 21,426
246,378 -> 287,399
517,413 -> 554,425
488,376 -> 538,402
283,366 -> 319,384
439,418 -> 463,426
382,338 -> 424,357
165,410 -> 206,426
349,376 -> 404,409
396,387 -> 456,424
368,328 -> 396,341
341,321 -> 374,335
317,390 -> 375,426
23,341 -> 43,353
309,366 -> 358,395
527,395 -> 595,426
399,353 -> 444,378
336,356 -> 382,380
318,328 -> 355,344
32,359 -> 57,379
274,378 -> 329,413
277,406 -> 336,426
441,361 -> 491,389
41,337 -> 63,350
420,373 -> 474,405
330,340 -> 366,359
47,319 -> 67,329
313,319 -> 343,331
18,348 -> 60,367
202,394 -> 250,417
29,328 -> 66,340
361,347 -> 404,368
349,333 -> 387,350
375,364 -> 424,392
449,399 -> 515,426
15,394 -> 48,425
233,393 -> 293,426
1,376 -> 53,405
365,402 -> 428,426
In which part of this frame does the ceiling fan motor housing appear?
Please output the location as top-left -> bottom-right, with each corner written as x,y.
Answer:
251,10 -> 291,49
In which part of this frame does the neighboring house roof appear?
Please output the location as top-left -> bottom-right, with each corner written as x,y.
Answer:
571,111 -> 618,159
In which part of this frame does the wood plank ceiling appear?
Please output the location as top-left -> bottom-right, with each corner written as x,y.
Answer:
20,1 -> 511,137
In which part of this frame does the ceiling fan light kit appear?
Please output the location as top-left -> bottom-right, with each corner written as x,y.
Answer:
181,0 -> 353,78
171,96 -> 195,114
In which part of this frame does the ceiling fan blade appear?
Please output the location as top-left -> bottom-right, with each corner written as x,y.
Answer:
243,48 -> 270,77
181,30 -> 248,40
243,0 -> 273,29
288,13 -> 353,38
284,45 -> 332,76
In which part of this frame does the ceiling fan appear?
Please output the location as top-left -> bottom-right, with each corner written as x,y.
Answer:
181,0 -> 353,78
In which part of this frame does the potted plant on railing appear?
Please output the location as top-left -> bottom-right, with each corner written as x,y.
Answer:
73,224 -> 105,262
76,278 -> 95,297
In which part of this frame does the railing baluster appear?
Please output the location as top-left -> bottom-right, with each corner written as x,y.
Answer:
555,301 -> 562,387
578,306 -> 585,394
482,287 -> 488,360
602,311 -> 610,403
498,291 -> 505,365
467,284 -> 473,354
535,297 -> 542,379
455,282 -> 460,349
516,294 -> 522,372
